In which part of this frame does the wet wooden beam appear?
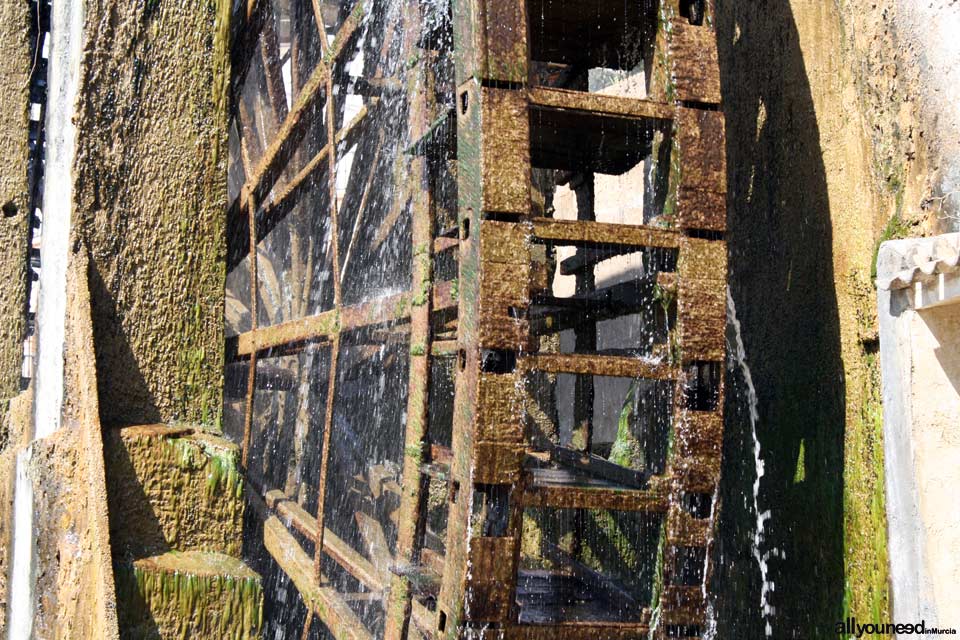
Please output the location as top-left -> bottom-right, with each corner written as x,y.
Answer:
551,445 -> 646,488
528,87 -> 673,122
668,23 -> 721,105
522,468 -> 669,511
241,2 -> 365,212
262,516 -> 372,640
228,101 -> 376,272
264,489 -> 386,592
237,309 -> 339,355
235,281 -> 457,355
384,136 -> 435,638
518,353 -> 675,380
356,511 -> 394,585
530,217 -> 680,250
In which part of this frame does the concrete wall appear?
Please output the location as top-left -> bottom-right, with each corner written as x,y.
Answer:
0,0 -> 32,405
712,0 -> 959,635
877,235 -> 960,628
0,1 -> 35,631
71,0 -> 231,428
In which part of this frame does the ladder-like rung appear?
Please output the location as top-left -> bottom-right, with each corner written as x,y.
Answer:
528,87 -> 673,122
531,217 -> 680,250
522,467 -> 669,511
518,352 -> 674,380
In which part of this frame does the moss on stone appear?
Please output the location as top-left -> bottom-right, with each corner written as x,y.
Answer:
106,429 -> 245,558
116,551 -> 263,639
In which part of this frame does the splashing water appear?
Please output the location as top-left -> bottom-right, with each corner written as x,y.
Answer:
726,288 -> 775,637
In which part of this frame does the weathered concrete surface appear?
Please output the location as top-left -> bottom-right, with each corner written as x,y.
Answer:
836,0 -> 960,234
105,425 -> 245,559
115,550 -> 263,639
0,1 -> 33,630
888,1 -> 960,225
712,0 -> 947,635
72,0 -> 231,427
104,423 -> 253,637
25,247 -> 119,639
877,235 -> 960,627
0,389 -> 32,632
0,0 -> 32,405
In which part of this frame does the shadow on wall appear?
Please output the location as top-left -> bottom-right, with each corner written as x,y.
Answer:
713,1 -> 847,638
88,263 -> 161,426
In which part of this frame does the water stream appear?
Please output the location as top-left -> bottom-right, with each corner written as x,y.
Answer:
726,289 -> 776,637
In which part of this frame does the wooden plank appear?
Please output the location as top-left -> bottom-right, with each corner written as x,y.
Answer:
475,373 -> 523,443
355,511 -> 394,584
479,220 -> 531,265
463,536 -> 517,622
227,89 -> 377,273
237,308 -> 339,355
263,517 -> 372,640
480,0 -> 528,82
666,506 -> 711,547
678,237 -> 726,281
528,88 -> 673,122
472,442 -> 525,484
454,0 -> 527,83
241,2 -> 365,209
531,217 -> 680,250
673,411 -> 723,459
676,277 -> 726,362
670,452 -> 722,494
669,23 -> 721,104
518,353 -> 675,380
522,470 -> 669,512
265,490 -> 386,592
659,585 -> 707,626
235,282 -> 459,355
677,107 -> 726,231
551,446 -> 646,489
481,88 -> 531,214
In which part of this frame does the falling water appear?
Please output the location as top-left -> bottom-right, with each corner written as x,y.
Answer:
725,288 -> 775,637
700,484 -> 720,640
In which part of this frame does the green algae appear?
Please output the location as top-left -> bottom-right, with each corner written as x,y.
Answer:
117,552 -> 263,639
110,431 -> 245,557
608,382 -> 644,470
161,436 -> 242,499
